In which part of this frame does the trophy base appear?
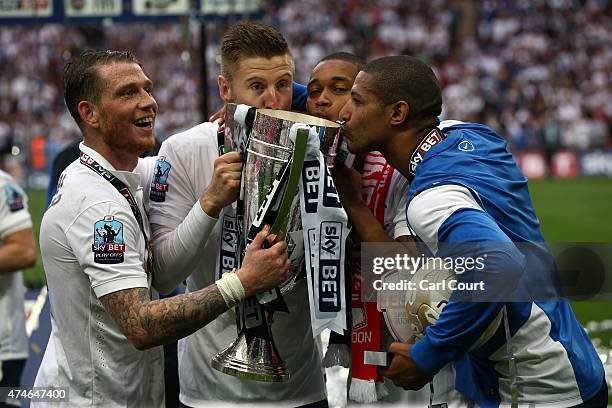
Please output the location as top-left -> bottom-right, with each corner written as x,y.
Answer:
211,330 -> 290,382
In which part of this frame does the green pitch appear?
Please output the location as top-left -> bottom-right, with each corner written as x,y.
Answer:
528,178 -> 612,242
23,177 -> 612,341
528,177 -> 612,351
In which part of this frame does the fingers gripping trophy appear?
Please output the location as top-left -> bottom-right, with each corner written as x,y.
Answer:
211,104 -> 350,382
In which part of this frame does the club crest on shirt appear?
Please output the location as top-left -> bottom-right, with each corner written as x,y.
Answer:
150,157 -> 171,202
458,140 -> 475,152
3,184 -> 24,212
92,216 -> 125,264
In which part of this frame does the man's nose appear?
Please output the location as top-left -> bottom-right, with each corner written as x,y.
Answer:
315,91 -> 331,107
263,88 -> 280,109
140,90 -> 158,112
339,103 -> 351,122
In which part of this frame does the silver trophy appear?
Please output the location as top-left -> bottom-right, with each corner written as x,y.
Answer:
212,106 -> 342,382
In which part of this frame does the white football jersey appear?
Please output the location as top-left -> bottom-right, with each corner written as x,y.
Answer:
0,170 -> 31,362
148,122 -> 327,407
34,144 -> 164,407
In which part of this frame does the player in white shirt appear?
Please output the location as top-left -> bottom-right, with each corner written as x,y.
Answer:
34,50 -> 291,407
148,22 -> 328,408
0,169 -> 36,407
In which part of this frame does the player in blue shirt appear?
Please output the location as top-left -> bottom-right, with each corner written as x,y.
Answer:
338,55 -> 607,407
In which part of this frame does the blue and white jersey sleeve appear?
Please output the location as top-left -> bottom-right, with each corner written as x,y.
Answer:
407,184 -> 525,375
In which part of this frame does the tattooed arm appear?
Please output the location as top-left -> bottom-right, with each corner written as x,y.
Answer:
100,226 -> 292,350
100,285 -> 227,350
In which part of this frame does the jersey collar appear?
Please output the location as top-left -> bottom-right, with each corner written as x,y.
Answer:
407,127 -> 446,182
79,143 -> 141,191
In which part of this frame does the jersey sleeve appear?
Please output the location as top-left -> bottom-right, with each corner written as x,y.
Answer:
0,178 -> 33,239
66,200 -> 149,298
407,184 -> 525,376
148,130 -> 219,294
385,170 -> 411,239
292,82 -> 308,112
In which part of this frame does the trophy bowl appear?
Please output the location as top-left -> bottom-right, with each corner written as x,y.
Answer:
212,107 -> 342,382
244,109 -> 341,287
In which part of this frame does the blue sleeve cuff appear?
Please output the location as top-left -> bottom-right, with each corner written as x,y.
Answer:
410,334 -> 454,376
292,82 -> 308,112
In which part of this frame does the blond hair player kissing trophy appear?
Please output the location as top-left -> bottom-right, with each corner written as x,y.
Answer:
148,22 -> 329,408
34,50 -> 291,407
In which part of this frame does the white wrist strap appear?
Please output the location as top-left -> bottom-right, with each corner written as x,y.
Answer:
216,269 -> 246,307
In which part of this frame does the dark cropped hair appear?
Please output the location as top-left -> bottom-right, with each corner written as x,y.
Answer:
64,49 -> 140,129
319,52 -> 364,71
363,55 -> 442,121
220,21 -> 292,81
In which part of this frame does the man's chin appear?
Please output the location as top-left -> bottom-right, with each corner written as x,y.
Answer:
346,141 -> 360,155
140,137 -> 157,153
130,135 -> 156,156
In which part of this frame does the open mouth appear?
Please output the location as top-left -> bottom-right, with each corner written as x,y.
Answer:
134,117 -> 154,129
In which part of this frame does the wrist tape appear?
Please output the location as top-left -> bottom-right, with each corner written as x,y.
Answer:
216,269 -> 246,307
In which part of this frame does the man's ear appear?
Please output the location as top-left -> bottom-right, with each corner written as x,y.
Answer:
388,101 -> 409,126
218,75 -> 232,103
78,101 -> 100,128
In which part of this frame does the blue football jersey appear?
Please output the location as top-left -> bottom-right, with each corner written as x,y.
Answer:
407,121 -> 604,406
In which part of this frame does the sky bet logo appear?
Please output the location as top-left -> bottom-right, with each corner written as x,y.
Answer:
150,157 -> 172,202
318,221 -> 342,312
323,168 -> 342,208
409,129 -> 443,175
219,214 -> 237,276
303,160 -> 320,213
92,216 -> 125,264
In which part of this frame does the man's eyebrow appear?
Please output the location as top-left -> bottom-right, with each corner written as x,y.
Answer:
308,75 -> 353,88
113,82 -> 136,94
245,72 -> 292,83
244,75 -> 265,83
307,77 -> 320,87
114,79 -> 153,93
330,76 -> 352,83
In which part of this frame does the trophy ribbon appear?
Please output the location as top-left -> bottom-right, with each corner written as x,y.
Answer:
299,126 -> 349,336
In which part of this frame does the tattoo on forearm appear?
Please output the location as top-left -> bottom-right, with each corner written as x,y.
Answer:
100,285 -> 228,348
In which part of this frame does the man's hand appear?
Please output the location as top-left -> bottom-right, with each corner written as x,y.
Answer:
237,225 -> 292,297
331,162 -> 364,210
199,151 -> 242,218
381,342 -> 433,390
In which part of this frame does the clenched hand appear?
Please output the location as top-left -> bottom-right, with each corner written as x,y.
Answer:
237,225 -> 293,297
200,151 -> 242,218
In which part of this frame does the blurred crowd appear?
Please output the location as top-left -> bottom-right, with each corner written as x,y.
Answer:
0,22 -> 203,175
0,0 -> 610,177
265,0 -> 611,152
